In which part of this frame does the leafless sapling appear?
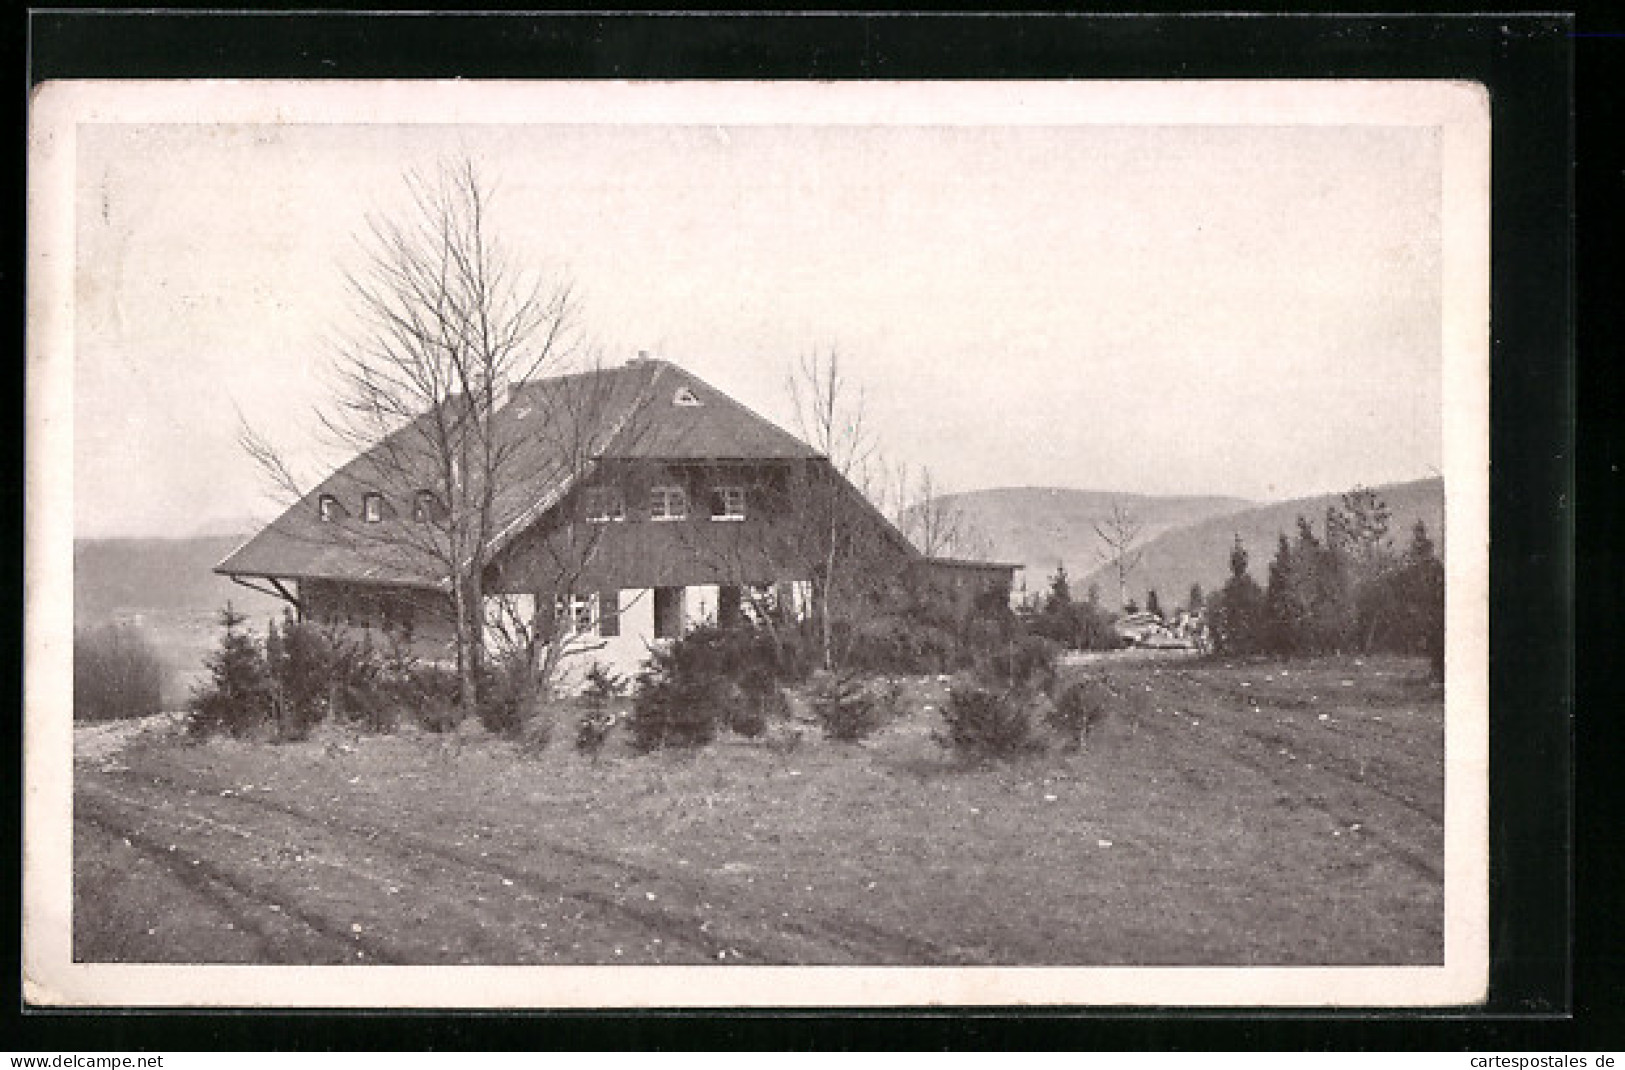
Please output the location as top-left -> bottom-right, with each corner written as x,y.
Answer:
1093,500 -> 1145,612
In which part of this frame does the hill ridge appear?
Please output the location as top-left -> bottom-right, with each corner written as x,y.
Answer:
1075,477 -> 1445,610
934,478 -> 1442,610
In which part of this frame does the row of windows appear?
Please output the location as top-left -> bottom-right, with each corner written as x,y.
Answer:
555,583 -> 802,642
318,485 -> 750,525
318,490 -> 441,524
584,485 -> 747,524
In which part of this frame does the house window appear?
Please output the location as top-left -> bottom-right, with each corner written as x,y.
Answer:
673,386 -> 702,407
649,485 -> 688,521
554,592 -> 597,635
412,490 -> 440,522
741,583 -> 778,625
584,486 -> 625,523
362,493 -> 384,523
653,586 -> 685,639
710,486 -> 746,521
318,494 -> 340,522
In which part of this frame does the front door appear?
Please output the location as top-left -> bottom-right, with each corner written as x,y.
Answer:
653,586 -> 685,640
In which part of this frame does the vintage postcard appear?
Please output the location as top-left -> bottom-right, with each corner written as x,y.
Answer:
26,79 -> 1489,1007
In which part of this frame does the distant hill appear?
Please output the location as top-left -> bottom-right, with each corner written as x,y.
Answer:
74,535 -> 282,625
938,487 -> 1254,598
184,514 -> 273,539
1076,477 -> 1446,612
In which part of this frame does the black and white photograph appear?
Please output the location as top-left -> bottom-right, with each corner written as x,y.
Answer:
25,78 -> 1490,1008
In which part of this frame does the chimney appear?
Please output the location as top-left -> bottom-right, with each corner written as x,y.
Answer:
630,349 -> 654,365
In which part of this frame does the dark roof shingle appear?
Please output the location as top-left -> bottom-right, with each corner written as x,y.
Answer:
217,359 -> 821,585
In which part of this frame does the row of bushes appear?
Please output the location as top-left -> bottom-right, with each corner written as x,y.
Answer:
182,601 -> 1136,764
624,620 -> 1127,763
187,604 -> 466,741
1022,597 -> 1124,653
936,639 -> 1133,761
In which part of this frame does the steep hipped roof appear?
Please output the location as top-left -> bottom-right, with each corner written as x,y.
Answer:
598,359 -> 820,463
216,359 -> 823,587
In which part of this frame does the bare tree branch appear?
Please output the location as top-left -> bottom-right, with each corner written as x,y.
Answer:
1093,500 -> 1145,611
236,157 -> 611,712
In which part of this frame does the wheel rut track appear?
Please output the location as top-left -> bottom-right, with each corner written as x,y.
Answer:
76,792 -> 403,964
1236,725 -> 1440,823
87,767 -> 960,965
82,775 -> 739,963
528,835 -> 964,965
1110,670 -> 1444,883
1200,739 -> 1443,882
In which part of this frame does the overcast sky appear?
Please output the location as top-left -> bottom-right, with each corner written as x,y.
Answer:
71,102 -> 1445,538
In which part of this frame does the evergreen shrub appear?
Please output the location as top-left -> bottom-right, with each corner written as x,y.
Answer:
844,615 -> 959,676
188,605 -> 273,739
975,633 -> 1062,692
1046,675 -> 1115,751
935,680 -> 1044,762
575,663 -> 625,758
630,624 -> 808,752
807,670 -> 887,742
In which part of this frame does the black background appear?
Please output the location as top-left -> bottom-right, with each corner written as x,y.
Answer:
9,7 -> 1601,1052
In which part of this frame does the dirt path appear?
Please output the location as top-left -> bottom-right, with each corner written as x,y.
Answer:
1080,661 -> 1445,882
71,657 -> 1445,968
75,763 -> 956,965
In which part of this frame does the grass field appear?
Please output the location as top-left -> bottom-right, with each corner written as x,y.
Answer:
73,653 -> 1444,967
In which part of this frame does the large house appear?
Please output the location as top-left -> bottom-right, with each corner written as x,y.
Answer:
217,357 -> 1018,680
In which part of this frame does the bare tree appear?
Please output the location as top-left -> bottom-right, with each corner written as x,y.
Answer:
1093,500 -> 1145,611
661,349 -> 989,671
242,158 -> 603,714
885,462 -> 990,561
784,346 -> 902,670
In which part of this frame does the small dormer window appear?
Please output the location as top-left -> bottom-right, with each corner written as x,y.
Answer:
673,386 -> 702,407
318,494 -> 340,522
584,486 -> 625,523
648,485 -> 688,521
362,492 -> 384,524
710,486 -> 746,521
413,489 -> 440,522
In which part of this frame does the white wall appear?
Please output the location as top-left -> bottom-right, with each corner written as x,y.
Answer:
544,582 -> 802,693
549,587 -> 656,691
686,584 -> 720,629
